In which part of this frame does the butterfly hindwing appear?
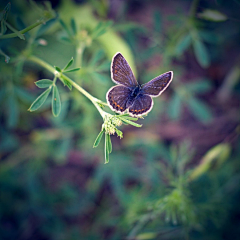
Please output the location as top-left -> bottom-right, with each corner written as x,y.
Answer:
128,94 -> 153,117
111,52 -> 138,87
141,71 -> 173,97
107,85 -> 132,113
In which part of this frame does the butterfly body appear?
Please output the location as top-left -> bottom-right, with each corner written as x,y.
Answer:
126,85 -> 141,107
107,52 -> 173,117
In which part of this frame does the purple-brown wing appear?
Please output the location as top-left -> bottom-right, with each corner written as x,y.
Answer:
128,94 -> 153,116
141,71 -> 173,97
106,85 -> 132,113
111,52 -> 138,87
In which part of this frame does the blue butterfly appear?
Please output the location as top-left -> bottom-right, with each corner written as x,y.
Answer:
106,52 -> 173,117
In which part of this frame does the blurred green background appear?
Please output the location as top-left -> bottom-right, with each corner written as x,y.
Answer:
0,0 -> 240,239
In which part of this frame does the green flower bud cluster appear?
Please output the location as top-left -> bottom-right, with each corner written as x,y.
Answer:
102,114 -> 123,137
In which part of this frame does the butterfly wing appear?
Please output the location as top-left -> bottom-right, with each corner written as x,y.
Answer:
128,94 -> 153,117
141,71 -> 173,97
111,52 -> 138,87
107,85 -> 132,113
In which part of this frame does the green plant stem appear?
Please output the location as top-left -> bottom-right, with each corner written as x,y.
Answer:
27,55 -> 107,118
189,0 -> 200,18
0,20 -> 45,39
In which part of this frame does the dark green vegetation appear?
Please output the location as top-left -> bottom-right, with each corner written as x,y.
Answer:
0,0 -> 240,239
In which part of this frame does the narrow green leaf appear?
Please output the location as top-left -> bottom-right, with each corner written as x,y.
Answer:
15,87 -> 35,103
54,66 -> 62,72
37,18 -> 57,37
92,21 -> 113,39
115,129 -> 123,139
28,87 -> 51,112
7,94 -> 19,128
118,115 -> 138,121
35,79 -> 53,88
199,30 -> 219,44
168,93 -> 182,120
175,34 -> 191,55
121,118 -> 142,127
187,96 -> 213,123
154,11 -> 161,33
63,57 -> 74,71
0,88 -> 6,102
59,19 -> 72,36
2,2 -> 11,21
16,17 -> 30,39
61,76 -> 72,90
71,18 -> 77,35
91,72 -> 109,83
5,21 -> 25,40
107,133 -> 112,153
59,36 -> 72,44
0,49 -> 10,63
52,85 -> 61,117
64,67 -> 80,73
96,61 -> 111,71
104,133 -> 110,164
186,80 -> 212,93
1,20 -> 7,35
93,130 -> 104,148
198,9 -> 227,22
89,50 -> 104,67
193,39 -> 210,68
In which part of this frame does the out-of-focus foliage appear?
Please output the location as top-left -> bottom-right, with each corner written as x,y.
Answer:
0,0 -> 240,239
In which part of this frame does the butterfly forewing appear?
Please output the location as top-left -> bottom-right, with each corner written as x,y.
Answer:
141,71 -> 173,97
111,52 -> 138,87
107,85 -> 132,113
128,94 -> 153,116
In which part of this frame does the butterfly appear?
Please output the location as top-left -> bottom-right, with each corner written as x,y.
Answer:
106,52 -> 173,117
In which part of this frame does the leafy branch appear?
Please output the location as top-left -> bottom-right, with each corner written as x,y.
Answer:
0,2 -> 56,40
27,55 -> 141,163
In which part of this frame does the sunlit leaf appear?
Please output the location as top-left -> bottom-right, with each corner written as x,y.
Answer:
52,85 -> 61,117
198,9 -> 227,22
189,143 -> 231,180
